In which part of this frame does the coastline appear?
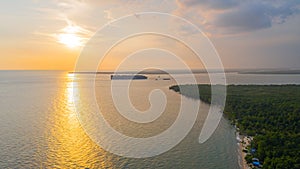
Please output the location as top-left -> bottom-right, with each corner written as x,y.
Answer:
236,131 -> 252,169
170,84 -> 300,168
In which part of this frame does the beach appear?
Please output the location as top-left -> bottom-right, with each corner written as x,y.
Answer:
237,132 -> 252,169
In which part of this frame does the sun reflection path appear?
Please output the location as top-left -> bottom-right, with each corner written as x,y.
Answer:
66,76 -> 76,124
44,73 -> 114,168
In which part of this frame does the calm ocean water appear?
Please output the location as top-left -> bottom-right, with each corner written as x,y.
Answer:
0,71 -> 300,168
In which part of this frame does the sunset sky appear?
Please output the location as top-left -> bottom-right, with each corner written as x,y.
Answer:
1,0 -> 300,70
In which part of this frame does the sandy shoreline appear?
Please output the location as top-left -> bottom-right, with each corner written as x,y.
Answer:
237,132 -> 252,169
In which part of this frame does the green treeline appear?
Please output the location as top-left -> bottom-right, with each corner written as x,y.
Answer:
169,84 -> 300,169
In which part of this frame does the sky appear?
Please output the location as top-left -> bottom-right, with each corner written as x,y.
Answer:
0,0 -> 300,70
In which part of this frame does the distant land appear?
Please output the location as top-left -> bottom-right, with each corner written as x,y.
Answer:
69,68 -> 300,75
69,69 -> 212,74
238,69 -> 300,74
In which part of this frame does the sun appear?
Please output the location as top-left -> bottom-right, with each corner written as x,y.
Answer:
57,25 -> 87,48
58,33 -> 82,48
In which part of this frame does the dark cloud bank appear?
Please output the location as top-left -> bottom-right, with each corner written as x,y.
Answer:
177,0 -> 300,33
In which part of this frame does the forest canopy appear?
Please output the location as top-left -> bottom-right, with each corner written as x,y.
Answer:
170,85 -> 300,169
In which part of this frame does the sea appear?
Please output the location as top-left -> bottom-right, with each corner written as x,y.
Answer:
0,70 -> 300,169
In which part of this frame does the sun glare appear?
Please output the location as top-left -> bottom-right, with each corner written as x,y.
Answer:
58,33 -> 82,48
57,25 -> 87,48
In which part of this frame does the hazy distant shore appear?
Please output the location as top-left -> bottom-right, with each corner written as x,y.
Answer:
69,69 -> 300,75
238,70 -> 300,74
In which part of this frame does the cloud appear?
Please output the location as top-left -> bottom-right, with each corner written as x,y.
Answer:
104,9 -> 114,21
35,0 -> 300,36
176,0 -> 300,34
176,0 -> 238,10
213,2 -> 272,32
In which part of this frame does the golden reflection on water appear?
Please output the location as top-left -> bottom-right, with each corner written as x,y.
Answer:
45,73 -> 113,168
66,80 -> 77,125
